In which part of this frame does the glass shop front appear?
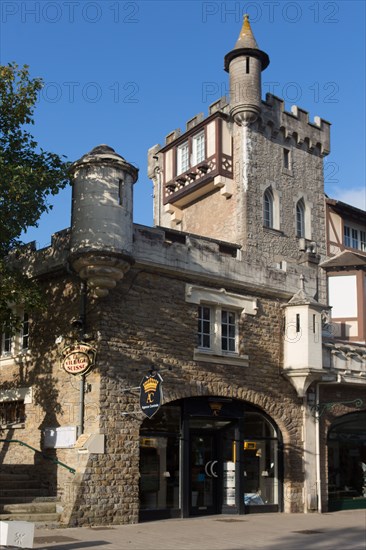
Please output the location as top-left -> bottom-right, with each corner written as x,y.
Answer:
328,411 -> 366,511
139,397 -> 283,521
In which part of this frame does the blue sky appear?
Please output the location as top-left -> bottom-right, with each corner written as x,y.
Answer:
1,0 -> 365,248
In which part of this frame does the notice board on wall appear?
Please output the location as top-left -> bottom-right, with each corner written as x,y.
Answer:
43,426 -> 77,448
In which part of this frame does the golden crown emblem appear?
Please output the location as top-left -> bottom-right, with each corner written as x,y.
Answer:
143,377 -> 159,393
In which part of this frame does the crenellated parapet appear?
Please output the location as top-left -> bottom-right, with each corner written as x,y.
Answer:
259,93 -> 331,156
148,98 -> 233,219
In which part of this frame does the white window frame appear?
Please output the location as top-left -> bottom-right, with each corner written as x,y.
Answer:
192,131 -> 205,167
1,329 -> 13,356
177,141 -> 189,175
187,285 -> 258,366
1,310 -> 30,362
197,305 -> 238,355
344,224 -> 366,252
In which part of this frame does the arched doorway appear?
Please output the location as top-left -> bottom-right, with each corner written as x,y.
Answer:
328,411 -> 366,511
139,397 -> 282,521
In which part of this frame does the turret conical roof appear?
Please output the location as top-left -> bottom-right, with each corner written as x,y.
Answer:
234,14 -> 258,50
224,14 -> 269,72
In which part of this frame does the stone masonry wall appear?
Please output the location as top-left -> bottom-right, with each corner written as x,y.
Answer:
0,272 -> 101,507
181,188 -> 238,244
236,125 -> 327,265
68,266 -> 305,525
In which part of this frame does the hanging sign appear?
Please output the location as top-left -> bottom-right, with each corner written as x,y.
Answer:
139,371 -> 163,418
62,342 -> 97,376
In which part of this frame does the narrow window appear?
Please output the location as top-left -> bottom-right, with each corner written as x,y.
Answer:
1,330 -> 12,355
221,310 -> 236,352
296,199 -> 305,238
351,228 -> 358,249
344,226 -> 351,247
21,313 -> 29,350
360,231 -> 366,252
263,189 -> 274,228
177,141 -> 189,175
118,179 -> 123,206
313,314 -> 316,334
246,57 -> 250,74
283,148 -> 290,169
192,131 -> 205,167
296,313 -> 300,333
198,306 -> 211,349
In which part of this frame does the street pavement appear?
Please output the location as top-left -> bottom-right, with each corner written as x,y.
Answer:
30,510 -> 366,550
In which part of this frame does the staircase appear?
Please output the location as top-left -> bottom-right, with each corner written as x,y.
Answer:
0,468 -> 60,525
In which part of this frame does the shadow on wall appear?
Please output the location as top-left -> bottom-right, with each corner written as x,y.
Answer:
0,271 -> 84,498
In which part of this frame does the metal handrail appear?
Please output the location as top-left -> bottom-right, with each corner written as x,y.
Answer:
0,439 -> 76,474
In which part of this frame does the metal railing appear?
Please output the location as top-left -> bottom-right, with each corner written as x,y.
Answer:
0,439 -> 76,474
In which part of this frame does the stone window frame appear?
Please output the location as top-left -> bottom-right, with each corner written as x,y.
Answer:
293,193 -> 313,241
282,147 -> 293,177
262,183 -> 280,231
186,284 -> 258,366
296,198 -> 306,238
0,387 -> 32,429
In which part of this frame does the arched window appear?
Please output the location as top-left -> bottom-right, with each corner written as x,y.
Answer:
296,199 -> 305,237
263,189 -> 274,228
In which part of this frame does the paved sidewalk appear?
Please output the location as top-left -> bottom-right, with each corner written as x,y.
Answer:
30,510 -> 366,550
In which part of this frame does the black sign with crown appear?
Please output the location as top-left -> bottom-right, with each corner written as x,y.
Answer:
139,371 -> 163,418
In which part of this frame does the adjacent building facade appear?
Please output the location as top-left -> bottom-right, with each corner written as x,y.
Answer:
1,16 -> 365,525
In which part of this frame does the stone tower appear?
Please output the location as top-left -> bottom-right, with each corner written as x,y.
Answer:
69,144 -> 138,297
224,13 -> 270,125
148,15 -> 330,299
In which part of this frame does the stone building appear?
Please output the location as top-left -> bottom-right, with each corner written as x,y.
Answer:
0,16 -> 365,525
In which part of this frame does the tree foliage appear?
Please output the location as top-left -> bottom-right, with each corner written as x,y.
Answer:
0,63 -> 70,332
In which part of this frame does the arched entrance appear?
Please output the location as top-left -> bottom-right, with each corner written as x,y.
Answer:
328,411 -> 366,511
139,397 -> 283,521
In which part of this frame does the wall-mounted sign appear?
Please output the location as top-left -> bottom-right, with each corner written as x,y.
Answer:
140,371 -> 163,418
62,342 -> 96,376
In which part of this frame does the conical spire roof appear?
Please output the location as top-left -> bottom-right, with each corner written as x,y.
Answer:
234,14 -> 258,50
224,14 -> 269,72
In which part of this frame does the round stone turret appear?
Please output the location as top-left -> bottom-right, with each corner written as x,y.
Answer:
69,145 -> 138,297
224,14 -> 269,125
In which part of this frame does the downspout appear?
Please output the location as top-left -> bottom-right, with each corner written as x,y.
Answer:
315,382 -> 322,512
78,280 -> 87,437
315,376 -> 341,513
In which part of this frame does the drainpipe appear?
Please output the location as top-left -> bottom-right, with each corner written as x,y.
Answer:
314,376 -> 340,513
78,280 -> 87,437
315,382 -> 322,512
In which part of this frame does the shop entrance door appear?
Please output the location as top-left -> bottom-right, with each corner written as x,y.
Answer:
189,420 -> 238,516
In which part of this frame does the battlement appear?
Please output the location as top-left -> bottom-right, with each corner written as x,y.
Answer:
163,97 -> 230,146
260,93 -> 331,156
8,229 -> 71,278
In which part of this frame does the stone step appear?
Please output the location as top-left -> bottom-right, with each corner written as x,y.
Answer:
0,479 -> 41,489
0,512 -> 60,522
0,473 -> 36,481
0,496 -> 58,504
0,496 -> 60,506
0,492 -> 45,497
0,502 -> 57,514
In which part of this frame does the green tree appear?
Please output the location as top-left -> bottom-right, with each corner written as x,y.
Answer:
0,63 -> 69,333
